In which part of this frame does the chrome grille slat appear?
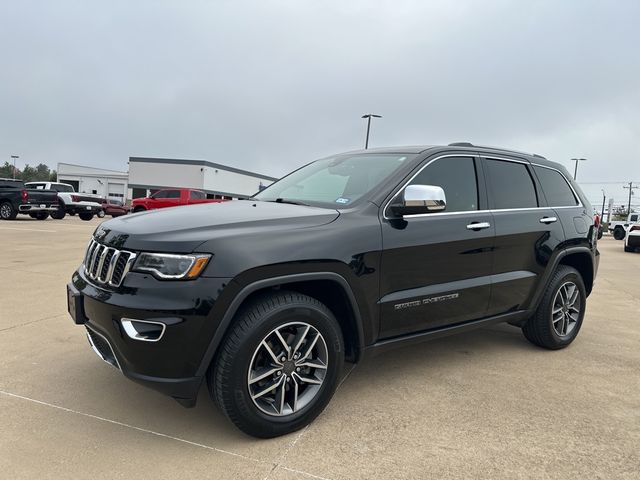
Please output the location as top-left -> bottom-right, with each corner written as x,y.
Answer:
83,240 -> 135,287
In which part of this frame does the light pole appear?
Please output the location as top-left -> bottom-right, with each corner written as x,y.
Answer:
571,158 -> 587,180
600,189 -> 606,222
361,114 -> 382,149
10,155 -> 19,179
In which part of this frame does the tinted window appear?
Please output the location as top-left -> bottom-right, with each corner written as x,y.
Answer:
190,190 -> 206,199
152,190 -> 168,199
486,159 -> 538,209
409,156 -> 478,212
53,184 -> 74,192
534,167 -> 578,206
165,190 -> 181,199
29,183 -> 46,189
630,214 -> 639,222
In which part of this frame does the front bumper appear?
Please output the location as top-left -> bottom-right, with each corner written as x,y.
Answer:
68,268 -> 232,406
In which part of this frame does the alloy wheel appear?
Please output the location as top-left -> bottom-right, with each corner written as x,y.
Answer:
551,281 -> 581,337
0,203 -> 11,219
247,321 -> 328,417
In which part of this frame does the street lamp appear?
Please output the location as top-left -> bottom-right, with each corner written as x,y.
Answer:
570,158 -> 587,180
10,155 -> 19,179
361,114 -> 382,149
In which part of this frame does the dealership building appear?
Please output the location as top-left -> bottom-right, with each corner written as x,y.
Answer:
56,157 -> 277,203
57,163 -> 129,201
128,157 -> 276,200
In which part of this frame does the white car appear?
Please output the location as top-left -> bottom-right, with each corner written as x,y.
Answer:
25,181 -> 103,221
624,225 -> 640,252
609,213 -> 639,240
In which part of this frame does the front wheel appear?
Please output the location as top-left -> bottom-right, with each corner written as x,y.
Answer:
522,265 -> 586,350
97,209 -> 105,218
210,291 -> 344,438
79,212 -> 94,221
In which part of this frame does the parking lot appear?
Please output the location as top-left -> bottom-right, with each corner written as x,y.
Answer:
1,216 -> 638,479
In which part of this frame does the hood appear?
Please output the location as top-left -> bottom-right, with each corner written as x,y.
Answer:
94,200 -> 340,253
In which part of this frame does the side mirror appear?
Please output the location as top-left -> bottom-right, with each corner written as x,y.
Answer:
390,184 -> 446,216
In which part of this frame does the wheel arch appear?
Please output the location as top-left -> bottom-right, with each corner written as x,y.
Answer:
195,272 -> 365,377
557,250 -> 594,296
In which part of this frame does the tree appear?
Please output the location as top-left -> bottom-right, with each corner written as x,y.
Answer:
0,161 -> 17,179
18,163 -> 52,182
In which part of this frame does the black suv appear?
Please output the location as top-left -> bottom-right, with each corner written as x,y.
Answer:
67,144 -> 599,437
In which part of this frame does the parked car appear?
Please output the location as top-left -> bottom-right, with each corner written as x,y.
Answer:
68,144 -> 599,438
25,181 -> 103,221
624,225 -> 640,252
131,188 -> 225,212
0,178 -> 59,220
609,213 -> 639,240
101,199 -> 130,217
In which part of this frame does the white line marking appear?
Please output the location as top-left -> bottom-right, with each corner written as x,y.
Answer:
0,389 -> 335,480
0,227 -> 57,233
0,390 -> 261,463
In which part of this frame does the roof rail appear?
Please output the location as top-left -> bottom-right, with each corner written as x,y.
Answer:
448,142 -> 475,147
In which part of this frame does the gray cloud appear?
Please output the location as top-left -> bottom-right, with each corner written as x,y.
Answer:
1,0 -> 639,206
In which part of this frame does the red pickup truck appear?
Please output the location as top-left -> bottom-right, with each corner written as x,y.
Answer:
131,188 -> 225,212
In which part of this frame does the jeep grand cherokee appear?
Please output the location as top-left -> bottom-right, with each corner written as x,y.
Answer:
67,143 -> 599,437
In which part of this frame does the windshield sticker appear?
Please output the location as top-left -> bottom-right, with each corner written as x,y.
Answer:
335,197 -> 351,204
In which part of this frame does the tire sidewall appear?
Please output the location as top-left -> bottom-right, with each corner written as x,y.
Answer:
221,301 -> 344,436
0,202 -> 15,220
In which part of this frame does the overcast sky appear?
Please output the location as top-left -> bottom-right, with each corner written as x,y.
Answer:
1,0 -> 639,208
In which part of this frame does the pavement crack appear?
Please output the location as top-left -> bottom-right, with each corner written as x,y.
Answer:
0,313 -> 65,333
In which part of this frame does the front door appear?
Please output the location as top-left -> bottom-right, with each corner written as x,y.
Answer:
379,155 -> 495,338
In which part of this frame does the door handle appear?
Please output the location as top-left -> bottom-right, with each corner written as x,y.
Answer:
466,222 -> 491,230
539,216 -> 558,224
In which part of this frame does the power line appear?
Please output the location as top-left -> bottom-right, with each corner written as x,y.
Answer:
623,182 -> 639,214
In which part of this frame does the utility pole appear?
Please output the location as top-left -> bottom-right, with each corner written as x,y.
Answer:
600,189 -> 606,220
361,114 -> 382,149
623,182 -> 638,216
570,158 -> 587,180
10,155 -> 19,179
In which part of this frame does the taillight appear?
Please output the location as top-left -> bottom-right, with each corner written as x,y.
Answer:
21,190 -> 28,203
71,195 -> 80,202
593,215 -> 600,228
631,226 -> 640,232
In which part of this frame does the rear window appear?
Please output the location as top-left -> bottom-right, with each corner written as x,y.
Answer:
534,166 -> 578,207
52,184 -> 74,193
485,159 -> 538,209
190,190 -> 206,199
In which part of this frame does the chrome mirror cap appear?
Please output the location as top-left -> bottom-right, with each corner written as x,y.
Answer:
403,185 -> 447,212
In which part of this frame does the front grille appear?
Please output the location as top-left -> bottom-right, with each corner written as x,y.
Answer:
86,327 -> 120,369
84,239 -> 137,287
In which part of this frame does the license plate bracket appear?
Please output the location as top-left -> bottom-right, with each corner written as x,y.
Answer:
67,283 -> 87,325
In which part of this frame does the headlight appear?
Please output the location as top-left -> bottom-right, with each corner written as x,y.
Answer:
133,253 -> 211,280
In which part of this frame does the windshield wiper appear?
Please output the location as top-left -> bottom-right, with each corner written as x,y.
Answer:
269,198 -> 310,206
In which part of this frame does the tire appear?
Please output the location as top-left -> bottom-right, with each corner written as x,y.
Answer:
210,291 -> 344,438
97,209 -> 105,218
522,265 -> 586,350
613,227 -> 626,240
0,201 -> 18,220
50,204 -> 66,220
35,212 -> 49,220
79,212 -> 94,221
133,206 -> 146,213
624,246 -> 634,252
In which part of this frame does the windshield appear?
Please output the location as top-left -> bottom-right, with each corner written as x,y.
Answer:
254,153 -> 413,207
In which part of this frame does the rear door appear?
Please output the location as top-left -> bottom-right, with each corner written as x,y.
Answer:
482,156 -> 565,316
379,154 -> 495,338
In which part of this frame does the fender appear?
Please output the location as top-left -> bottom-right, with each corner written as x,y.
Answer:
195,272 -> 366,377
527,245 -> 596,315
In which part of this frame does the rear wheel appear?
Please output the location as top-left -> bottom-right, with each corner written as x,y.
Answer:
97,209 -> 105,218
613,226 -> 626,240
0,201 -> 17,220
79,212 -> 94,221
522,265 -> 586,350
210,291 -> 344,438
50,204 -> 66,220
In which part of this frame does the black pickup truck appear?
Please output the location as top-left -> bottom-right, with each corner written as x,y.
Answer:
0,178 -> 59,220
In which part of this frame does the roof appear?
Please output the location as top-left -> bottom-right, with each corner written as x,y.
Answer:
129,157 -> 277,182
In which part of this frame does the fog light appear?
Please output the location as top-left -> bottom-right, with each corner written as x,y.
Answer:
121,318 -> 166,342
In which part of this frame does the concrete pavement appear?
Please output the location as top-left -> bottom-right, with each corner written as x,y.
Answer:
1,216 -> 638,479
